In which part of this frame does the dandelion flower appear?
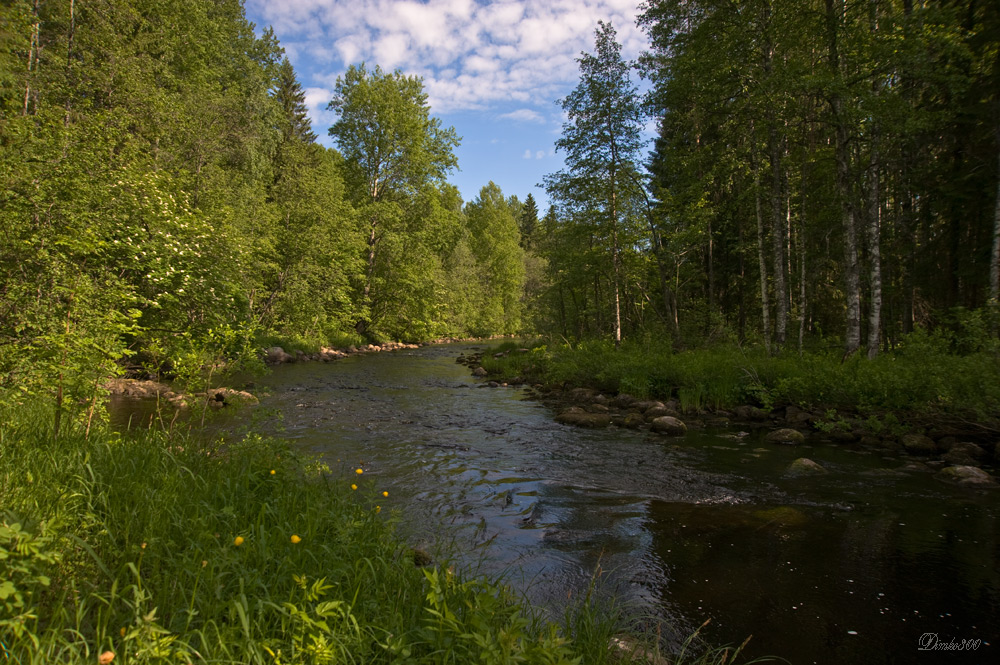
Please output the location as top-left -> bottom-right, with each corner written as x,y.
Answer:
382,491 -> 389,497
355,468 -> 363,475
351,484 -> 358,491
375,506 -> 382,514
270,469 -> 276,475
99,651 -> 115,664
140,542 -> 147,550
234,536 -> 244,546
291,534 -> 302,544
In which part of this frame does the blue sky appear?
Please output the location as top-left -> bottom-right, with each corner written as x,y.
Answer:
244,0 -> 651,209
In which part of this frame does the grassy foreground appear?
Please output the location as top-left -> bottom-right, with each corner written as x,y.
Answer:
0,405 -> 762,665
481,335 -> 1000,426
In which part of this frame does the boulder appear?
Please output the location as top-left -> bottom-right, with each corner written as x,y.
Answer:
941,450 -> 979,467
210,388 -> 258,406
785,458 -> 828,477
265,346 -> 293,364
650,416 -> 687,436
733,405 -> 768,421
623,413 -> 646,429
784,405 -> 815,426
901,434 -> 938,455
611,393 -> 637,409
936,466 -> 997,487
765,428 -> 806,445
472,366 -> 488,377
555,409 -> 611,428
948,442 -> 988,461
644,405 -> 680,420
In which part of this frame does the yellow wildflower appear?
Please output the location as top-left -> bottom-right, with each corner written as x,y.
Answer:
355,468 -> 363,475
120,627 -> 126,637
375,506 -> 382,514
99,651 -> 115,665
140,542 -> 147,550
290,534 -> 302,544
234,536 -> 244,546
351,484 -> 358,491
270,469 -> 276,475
382,491 -> 388,498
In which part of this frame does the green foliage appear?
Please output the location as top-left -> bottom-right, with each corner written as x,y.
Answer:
484,336 -> 1000,423
0,406 -> 637,664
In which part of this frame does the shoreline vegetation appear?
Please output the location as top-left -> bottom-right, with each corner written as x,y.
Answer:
1,378 -> 764,665
467,338 -> 1000,483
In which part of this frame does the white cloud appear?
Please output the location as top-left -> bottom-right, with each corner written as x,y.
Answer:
522,149 -> 533,159
500,109 -> 544,123
248,0 -> 648,114
535,150 -> 546,159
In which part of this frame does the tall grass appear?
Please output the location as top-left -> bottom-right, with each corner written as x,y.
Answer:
1,404 -> 597,664
483,335 -> 1000,422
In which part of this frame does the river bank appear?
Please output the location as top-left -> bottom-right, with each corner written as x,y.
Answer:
2,402 -> 665,665
461,340 -> 1000,487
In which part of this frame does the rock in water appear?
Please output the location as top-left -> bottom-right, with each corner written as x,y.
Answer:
937,466 -> 997,487
765,428 -> 805,445
650,416 -> 687,436
785,458 -> 828,477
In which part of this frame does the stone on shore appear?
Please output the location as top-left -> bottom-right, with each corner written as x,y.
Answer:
901,434 -> 938,455
650,416 -> 687,436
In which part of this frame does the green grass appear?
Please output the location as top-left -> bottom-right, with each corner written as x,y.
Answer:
0,403 -> 769,664
482,335 -> 1000,424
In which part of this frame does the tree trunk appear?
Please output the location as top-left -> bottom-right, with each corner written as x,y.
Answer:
990,132 -> 1000,305
827,0 -> 862,356
754,163 -> 771,354
770,131 -> 787,349
867,133 -> 883,358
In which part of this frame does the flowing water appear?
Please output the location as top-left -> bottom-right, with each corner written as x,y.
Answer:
113,343 -> 999,664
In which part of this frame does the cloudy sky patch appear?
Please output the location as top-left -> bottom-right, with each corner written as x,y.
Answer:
246,0 -> 650,206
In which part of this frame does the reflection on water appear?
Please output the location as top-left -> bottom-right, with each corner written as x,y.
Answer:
111,343 -> 999,664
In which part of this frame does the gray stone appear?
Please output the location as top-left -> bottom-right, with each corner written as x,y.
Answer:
765,428 -> 806,445
901,434 -> 938,455
785,458 -> 828,477
472,366 -> 488,377
937,466 -> 997,487
650,416 -> 687,436
555,410 -> 611,428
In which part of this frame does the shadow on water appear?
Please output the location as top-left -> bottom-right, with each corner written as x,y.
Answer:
110,343 -> 999,664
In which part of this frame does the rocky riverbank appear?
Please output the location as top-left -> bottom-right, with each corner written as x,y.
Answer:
457,349 -> 1000,488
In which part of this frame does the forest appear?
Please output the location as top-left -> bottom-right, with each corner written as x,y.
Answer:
1,0 -> 999,662
2,0 -> 999,415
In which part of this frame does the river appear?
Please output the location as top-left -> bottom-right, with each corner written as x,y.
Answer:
114,342 -> 999,663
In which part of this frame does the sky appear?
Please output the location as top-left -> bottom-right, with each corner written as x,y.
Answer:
243,0 -> 652,209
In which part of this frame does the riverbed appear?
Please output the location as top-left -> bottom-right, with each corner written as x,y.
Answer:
114,343 -> 999,663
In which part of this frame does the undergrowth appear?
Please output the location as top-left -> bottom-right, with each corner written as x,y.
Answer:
0,402 -> 766,664
482,333 -> 1000,423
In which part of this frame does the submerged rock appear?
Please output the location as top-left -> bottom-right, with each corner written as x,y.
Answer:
765,428 -> 805,445
650,416 -> 687,436
753,506 -> 809,527
937,466 -> 997,487
785,457 -> 828,477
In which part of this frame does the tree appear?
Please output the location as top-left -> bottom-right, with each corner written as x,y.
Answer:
464,183 -> 526,334
519,193 -> 539,249
327,63 -> 460,336
544,21 -> 647,346
273,56 -> 316,144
